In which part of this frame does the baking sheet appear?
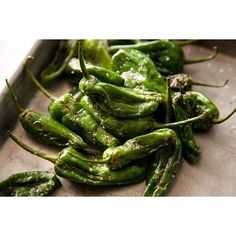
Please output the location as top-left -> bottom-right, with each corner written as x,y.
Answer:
0,40 -> 235,196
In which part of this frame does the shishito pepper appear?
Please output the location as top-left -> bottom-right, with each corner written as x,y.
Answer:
143,137 -> 182,196
6,80 -> 87,149
82,40 -> 112,69
182,91 -> 236,130
103,128 -> 182,170
109,40 -> 218,75
111,48 -> 167,94
25,60 -> 120,149
0,171 -> 61,196
9,134 -> 146,186
78,41 -> 166,118
80,95 -> 207,140
40,40 -> 78,86
172,92 -> 201,163
65,58 -> 124,85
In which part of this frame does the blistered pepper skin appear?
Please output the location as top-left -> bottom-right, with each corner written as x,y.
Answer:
182,91 -> 219,130
65,58 -> 124,86
20,109 -> 88,149
143,136 -> 182,196
109,40 -> 184,75
172,92 -> 200,163
79,76 -> 165,118
0,171 -> 61,196
9,134 -> 146,187
112,49 -> 166,94
103,128 -> 179,170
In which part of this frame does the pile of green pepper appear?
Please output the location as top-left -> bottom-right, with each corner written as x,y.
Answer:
2,39 -> 236,197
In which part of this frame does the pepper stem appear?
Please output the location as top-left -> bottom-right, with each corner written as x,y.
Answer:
8,132 -> 58,164
176,40 -> 198,46
165,78 -> 172,123
78,40 -> 90,80
24,56 -> 56,101
192,79 -> 229,88
184,47 -> 218,64
154,112 -> 207,129
211,107 -> 236,124
6,80 -> 24,114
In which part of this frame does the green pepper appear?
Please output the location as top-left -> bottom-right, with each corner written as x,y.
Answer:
103,128 -> 182,170
111,48 -> 166,94
109,40 -> 218,75
65,58 -> 124,85
6,80 -> 87,149
143,136 -> 182,196
78,42 -> 165,118
9,134 -> 146,186
80,95 -> 207,140
0,171 -> 61,196
82,40 -> 112,69
172,92 -> 200,163
40,40 -> 78,86
25,62 -> 120,149
182,91 -> 236,130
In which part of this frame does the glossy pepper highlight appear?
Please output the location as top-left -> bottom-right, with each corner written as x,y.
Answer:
111,48 -> 166,94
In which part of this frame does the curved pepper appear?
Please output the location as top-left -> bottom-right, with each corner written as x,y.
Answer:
109,40 -> 218,75
172,92 -> 200,163
78,42 -> 166,118
25,63 -> 120,149
40,40 -> 78,86
111,48 -> 166,94
80,95 -> 207,140
103,128 -> 181,170
65,58 -> 124,85
0,171 -> 61,196
82,39 -> 112,69
79,77 -> 165,118
6,80 -> 87,149
143,135 -> 182,196
9,134 -> 146,186
183,91 -> 236,130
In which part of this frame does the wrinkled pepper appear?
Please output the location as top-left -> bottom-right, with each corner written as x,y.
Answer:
25,61 -> 120,149
103,128 -> 182,170
172,92 -> 201,163
65,58 -> 124,85
182,91 -> 236,130
111,48 -> 166,94
6,80 -> 87,149
109,40 -> 218,75
78,42 -> 165,118
143,136 -> 182,196
82,39 -> 112,69
9,134 -> 146,186
0,171 -> 61,196
40,40 -> 77,86
80,95 -> 207,140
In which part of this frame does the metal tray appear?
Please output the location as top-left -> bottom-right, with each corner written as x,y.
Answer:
0,40 -> 235,196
